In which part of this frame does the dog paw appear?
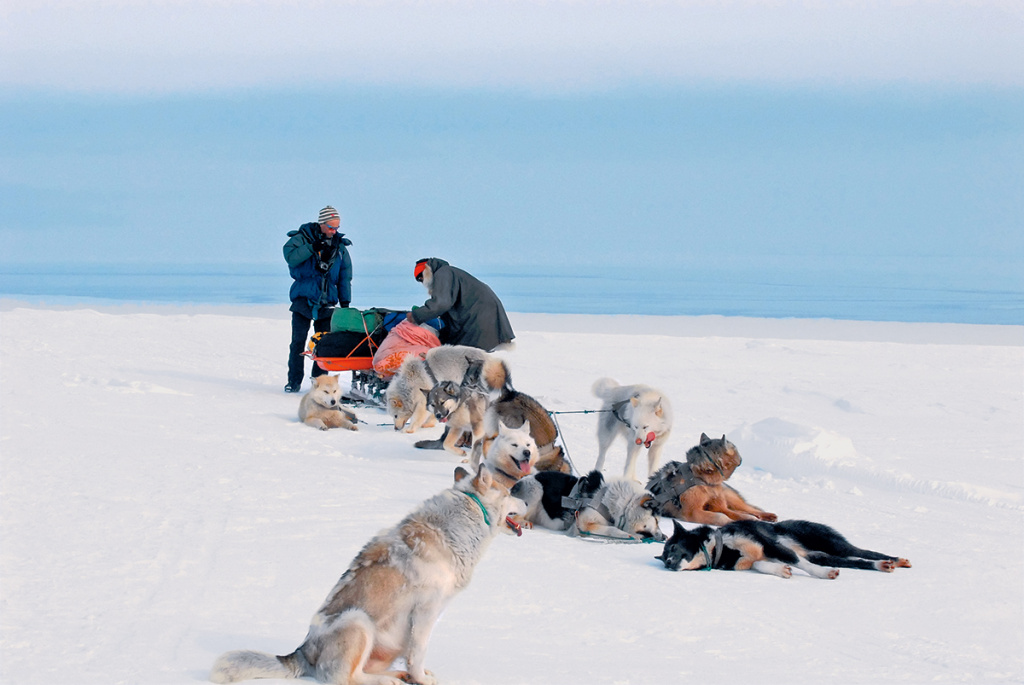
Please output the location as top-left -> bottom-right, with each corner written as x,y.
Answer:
827,568 -> 840,579
319,425 -> 330,431
879,560 -> 896,572
399,671 -> 436,685
897,558 -> 912,568
781,565 -> 793,579
349,425 -> 359,431
759,512 -> 778,522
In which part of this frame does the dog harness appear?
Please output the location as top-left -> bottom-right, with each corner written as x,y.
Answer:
649,449 -> 728,511
699,529 -> 725,571
561,481 -> 624,531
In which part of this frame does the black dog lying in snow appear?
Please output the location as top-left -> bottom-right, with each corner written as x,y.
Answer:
657,519 -> 911,579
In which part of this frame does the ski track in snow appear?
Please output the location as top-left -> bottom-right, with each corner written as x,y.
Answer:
1,305 -> 1022,684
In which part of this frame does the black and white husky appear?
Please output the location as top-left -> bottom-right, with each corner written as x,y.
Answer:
656,519 -> 911,579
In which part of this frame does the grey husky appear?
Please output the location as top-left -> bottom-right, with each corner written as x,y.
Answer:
209,420 -> 535,685
384,345 -> 508,435
424,378 -> 489,458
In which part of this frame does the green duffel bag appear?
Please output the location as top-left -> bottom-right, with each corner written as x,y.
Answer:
331,307 -> 401,334
330,307 -> 371,333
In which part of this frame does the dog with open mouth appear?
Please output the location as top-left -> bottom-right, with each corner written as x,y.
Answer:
210,422 -> 535,685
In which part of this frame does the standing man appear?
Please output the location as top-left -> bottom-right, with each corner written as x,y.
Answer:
283,205 -> 352,392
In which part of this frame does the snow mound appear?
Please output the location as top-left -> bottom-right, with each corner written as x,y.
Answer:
735,417 -> 863,479
734,418 -> 1022,509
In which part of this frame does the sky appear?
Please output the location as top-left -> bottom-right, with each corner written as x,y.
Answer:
1,1 -> 1022,280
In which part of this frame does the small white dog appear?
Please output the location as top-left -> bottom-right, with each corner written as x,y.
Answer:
592,377 -> 672,481
298,375 -> 358,431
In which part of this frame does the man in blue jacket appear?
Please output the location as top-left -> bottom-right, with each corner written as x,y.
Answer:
283,205 -> 353,392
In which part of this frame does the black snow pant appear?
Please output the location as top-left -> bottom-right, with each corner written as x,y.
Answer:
288,309 -> 333,387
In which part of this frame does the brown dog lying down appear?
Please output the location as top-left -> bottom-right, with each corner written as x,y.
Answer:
645,433 -> 776,526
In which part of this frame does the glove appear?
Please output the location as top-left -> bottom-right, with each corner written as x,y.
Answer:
339,301 -> 350,308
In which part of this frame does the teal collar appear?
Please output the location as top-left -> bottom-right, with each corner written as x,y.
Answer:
462,491 -> 491,527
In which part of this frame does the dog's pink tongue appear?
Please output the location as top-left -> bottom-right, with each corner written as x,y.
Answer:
519,460 -> 531,475
644,431 -> 656,447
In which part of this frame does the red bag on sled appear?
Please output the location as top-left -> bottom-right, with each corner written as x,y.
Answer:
372,320 -> 441,378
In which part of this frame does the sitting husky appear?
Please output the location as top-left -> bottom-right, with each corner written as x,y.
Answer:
210,422 -> 534,685
471,388 -> 569,474
592,378 -> 673,482
657,519 -> 912,579
298,375 -> 358,431
384,345 -> 508,435
645,434 -> 776,525
513,470 -> 665,541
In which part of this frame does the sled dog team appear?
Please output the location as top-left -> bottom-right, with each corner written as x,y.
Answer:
215,345 -> 910,684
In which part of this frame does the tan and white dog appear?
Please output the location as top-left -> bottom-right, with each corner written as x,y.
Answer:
470,389 -> 569,474
299,375 -> 358,431
592,378 -> 673,481
209,421 -> 535,685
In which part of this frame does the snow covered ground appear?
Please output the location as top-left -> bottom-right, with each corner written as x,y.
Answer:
1,302 -> 1021,684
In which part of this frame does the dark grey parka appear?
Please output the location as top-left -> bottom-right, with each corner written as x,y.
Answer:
409,258 -> 514,351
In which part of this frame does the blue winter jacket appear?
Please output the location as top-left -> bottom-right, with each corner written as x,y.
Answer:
283,222 -> 352,319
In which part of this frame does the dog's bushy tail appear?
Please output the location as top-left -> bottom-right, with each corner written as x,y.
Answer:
210,649 -> 305,683
482,358 -> 513,398
591,377 -> 619,399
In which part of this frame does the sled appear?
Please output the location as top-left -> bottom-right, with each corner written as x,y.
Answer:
304,307 -> 443,407
303,307 -> 400,404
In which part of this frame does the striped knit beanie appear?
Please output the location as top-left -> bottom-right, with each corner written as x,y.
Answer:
318,206 -> 339,224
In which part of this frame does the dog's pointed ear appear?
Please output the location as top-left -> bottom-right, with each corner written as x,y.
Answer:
700,432 -> 711,444
390,398 -> 402,409
672,519 -> 686,536
639,494 -> 657,511
497,418 -> 510,435
519,418 -> 531,435
473,464 -> 494,492
630,394 -> 640,407
454,466 -> 471,483
654,398 -> 664,417
421,388 -> 432,398
721,434 -> 727,443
